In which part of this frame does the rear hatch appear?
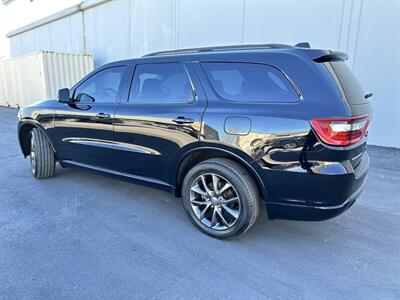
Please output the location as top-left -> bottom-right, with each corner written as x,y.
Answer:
312,51 -> 372,178
309,57 -> 373,148
324,61 -> 371,173
308,51 -> 372,174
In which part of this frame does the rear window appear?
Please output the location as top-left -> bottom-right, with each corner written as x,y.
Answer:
324,62 -> 367,105
202,62 -> 299,103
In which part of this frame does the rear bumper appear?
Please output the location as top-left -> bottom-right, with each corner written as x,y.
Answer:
259,152 -> 369,221
266,174 -> 367,221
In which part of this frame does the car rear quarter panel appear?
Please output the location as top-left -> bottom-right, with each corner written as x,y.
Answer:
193,52 -> 367,208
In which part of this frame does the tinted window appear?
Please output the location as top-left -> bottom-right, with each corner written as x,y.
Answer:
202,62 -> 299,103
75,66 -> 126,103
130,63 -> 193,104
324,62 -> 367,105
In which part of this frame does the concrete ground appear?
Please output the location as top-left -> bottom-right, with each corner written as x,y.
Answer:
0,106 -> 399,300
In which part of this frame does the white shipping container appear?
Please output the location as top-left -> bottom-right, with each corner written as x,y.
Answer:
0,51 -> 93,107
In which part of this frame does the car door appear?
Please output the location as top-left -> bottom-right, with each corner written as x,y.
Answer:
113,62 -> 207,186
54,64 -> 129,169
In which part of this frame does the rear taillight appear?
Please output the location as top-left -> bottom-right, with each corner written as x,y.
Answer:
310,114 -> 371,146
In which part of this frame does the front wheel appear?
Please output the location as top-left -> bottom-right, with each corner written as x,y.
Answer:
182,158 -> 260,239
30,128 -> 56,179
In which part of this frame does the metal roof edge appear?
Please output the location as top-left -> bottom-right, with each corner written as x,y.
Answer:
80,0 -> 111,11
6,0 -> 112,38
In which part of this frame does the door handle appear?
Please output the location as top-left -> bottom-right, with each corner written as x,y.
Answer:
172,117 -> 194,124
96,113 -> 111,119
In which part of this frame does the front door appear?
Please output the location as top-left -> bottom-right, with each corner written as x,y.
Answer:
113,62 -> 207,186
54,65 -> 128,169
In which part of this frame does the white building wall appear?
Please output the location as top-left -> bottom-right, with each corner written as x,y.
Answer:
178,1 -> 244,47
352,1 -> 400,148
9,12 -> 85,55
130,0 -> 175,57
6,0 -> 400,148
84,0 -> 131,66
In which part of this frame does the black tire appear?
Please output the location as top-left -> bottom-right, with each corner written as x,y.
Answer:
30,128 -> 56,179
182,158 -> 260,239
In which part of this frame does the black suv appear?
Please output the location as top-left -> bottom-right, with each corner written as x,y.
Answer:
18,43 -> 372,238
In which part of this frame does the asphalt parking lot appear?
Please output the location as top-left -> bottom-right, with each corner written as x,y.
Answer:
0,106 -> 399,299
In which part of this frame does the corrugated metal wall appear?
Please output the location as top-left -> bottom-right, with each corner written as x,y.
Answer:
0,51 -> 93,107
42,52 -> 93,99
0,52 -> 45,107
6,0 -> 400,148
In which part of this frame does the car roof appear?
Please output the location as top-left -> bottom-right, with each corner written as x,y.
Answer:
101,43 -> 336,67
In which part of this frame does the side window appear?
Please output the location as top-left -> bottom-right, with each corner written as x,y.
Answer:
74,66 -> 126,103
129,63 -> 193,104
202,62 -> 299,103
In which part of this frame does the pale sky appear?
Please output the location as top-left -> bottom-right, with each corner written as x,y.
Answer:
0,0 -> 80,59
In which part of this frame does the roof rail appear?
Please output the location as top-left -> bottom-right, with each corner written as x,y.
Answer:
143,43 -> 293,57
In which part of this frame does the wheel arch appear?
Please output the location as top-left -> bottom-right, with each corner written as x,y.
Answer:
18,120 -> 57,158
175,146 -> 267,201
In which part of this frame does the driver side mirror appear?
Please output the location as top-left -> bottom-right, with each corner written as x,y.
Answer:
57,88 -> 71,103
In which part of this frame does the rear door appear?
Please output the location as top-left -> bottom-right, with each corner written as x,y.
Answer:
54,65 -> 129,169
113,62 -> 207,186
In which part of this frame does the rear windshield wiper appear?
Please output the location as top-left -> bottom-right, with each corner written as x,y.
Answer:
364,93 -> 373,99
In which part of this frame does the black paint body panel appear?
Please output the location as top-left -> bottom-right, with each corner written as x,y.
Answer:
17,46 -> 372,221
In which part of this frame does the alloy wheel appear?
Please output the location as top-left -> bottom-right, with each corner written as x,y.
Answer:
189,173 -> 241,231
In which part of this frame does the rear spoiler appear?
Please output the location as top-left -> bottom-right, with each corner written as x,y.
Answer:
294,42 -> 348,62
313,51 -> 348,63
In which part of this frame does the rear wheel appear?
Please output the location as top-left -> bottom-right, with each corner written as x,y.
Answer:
182,158 -> 260,238
30,128 -> 55,179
